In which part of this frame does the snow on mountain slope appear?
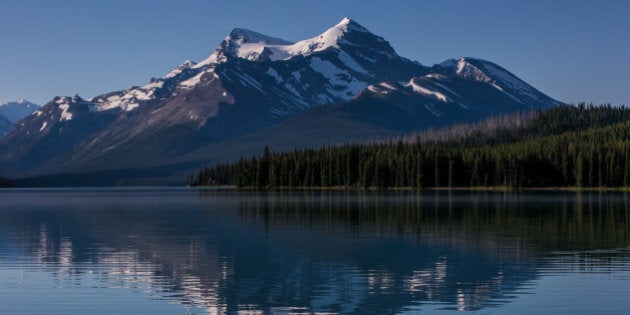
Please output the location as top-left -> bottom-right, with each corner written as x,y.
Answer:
178,17 -> 424,122
196,17 -> 381,65
30,96 -> 94,126
0,18 -> 560,181
270,17 -> 373,60
439,57 -> 558,109
406,78 -> 450,102
90,59 -> 207,112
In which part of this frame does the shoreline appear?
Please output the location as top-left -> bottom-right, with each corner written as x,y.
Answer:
199,185 -> 630,192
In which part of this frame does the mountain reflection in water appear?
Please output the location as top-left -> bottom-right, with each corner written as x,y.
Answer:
0,189 -> 629,314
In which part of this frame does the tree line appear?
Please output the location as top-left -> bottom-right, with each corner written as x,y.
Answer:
0,177 -> 13,188
188,104 -> 630,189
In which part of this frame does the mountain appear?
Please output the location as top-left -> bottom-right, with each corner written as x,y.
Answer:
0,99 -> 40,123
0,18 -> 560,185
0,99 -> 40,137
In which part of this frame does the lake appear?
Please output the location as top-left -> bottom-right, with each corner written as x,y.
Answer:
1,189 -> 629,314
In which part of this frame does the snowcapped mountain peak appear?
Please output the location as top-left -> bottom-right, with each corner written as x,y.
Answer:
225,28 -> 293,46
338,17 -> 352,25
176,59 -> 196,70
440,57 -> 493,83
331,17 -> 369,34
54,95 -> 84,105
456,58 -> 493,83
0,17 -> 561,181
50,95 -> 94,122
338,17 -> 353,25
0,99 -> 40,123
194,17 -> 394,65
165,59 -> 197,78
199,28 -> 295,63
438,57 -> 559,107
286,17 -> 375,57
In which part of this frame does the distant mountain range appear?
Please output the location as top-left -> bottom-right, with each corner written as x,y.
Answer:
0,99 -> 40,137
0,18 -> 560,185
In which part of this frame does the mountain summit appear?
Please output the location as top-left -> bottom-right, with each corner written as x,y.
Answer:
0,99 -> 40,138
197,17 -> 396,65
0,18 -> 560,185
0,99 -> 40,123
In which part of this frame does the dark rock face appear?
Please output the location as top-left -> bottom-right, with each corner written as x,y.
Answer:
0,115 -> 12,138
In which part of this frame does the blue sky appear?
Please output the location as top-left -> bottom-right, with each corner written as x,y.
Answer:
1,0 -> 628,105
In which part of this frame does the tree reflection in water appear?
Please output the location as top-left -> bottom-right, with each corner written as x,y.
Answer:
0,190 -> 629,314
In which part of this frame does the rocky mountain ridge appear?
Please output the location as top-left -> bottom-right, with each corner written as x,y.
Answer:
0,18 -> 559,185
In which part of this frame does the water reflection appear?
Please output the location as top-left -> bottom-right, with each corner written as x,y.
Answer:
0,190 -> 629,314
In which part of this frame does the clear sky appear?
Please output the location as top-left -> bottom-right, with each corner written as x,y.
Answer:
1,0 -> 628,106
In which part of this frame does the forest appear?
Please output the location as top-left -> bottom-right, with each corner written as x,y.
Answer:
188,104 -> 630,189
0,177 -> 13,188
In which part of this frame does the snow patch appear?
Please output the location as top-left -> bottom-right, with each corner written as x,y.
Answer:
284,83 -> 303,99
59,104 -> 72,121
120,81 -> 163,102
125,103 -> 140,111
336,50 -> 369,75
455,58 -> 493,83
367,82 -> 398,95
424,73 -> 449,80
194,52 -> 219,69
291,71 -> 301,81
491,83 -> 524,104
406,79 -> 449,102
265,67 -> 283,83
309,57 -> 367,100
284,20 -> 352,57
199,17 -> 371,64
164,60 -> 196,79
39,121 -> 47,132
379,82 -> 397,90
179,72 -> 205,89
433,82 -> 461,98
235,72 -> 266,95
95,79 -> 165,111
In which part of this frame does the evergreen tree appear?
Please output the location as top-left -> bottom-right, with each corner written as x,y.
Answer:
189,105 -> 630,190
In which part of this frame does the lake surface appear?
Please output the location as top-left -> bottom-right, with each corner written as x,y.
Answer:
1,189 -> 629,314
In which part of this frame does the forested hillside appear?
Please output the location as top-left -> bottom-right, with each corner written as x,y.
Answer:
0,177 -> 13,187
189,104 -> 630,189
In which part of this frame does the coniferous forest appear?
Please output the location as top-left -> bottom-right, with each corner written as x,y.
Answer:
0,177 -> 12,188
188,104 -> 630,189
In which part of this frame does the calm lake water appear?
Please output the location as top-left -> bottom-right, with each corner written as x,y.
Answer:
1,189 -> 629,314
